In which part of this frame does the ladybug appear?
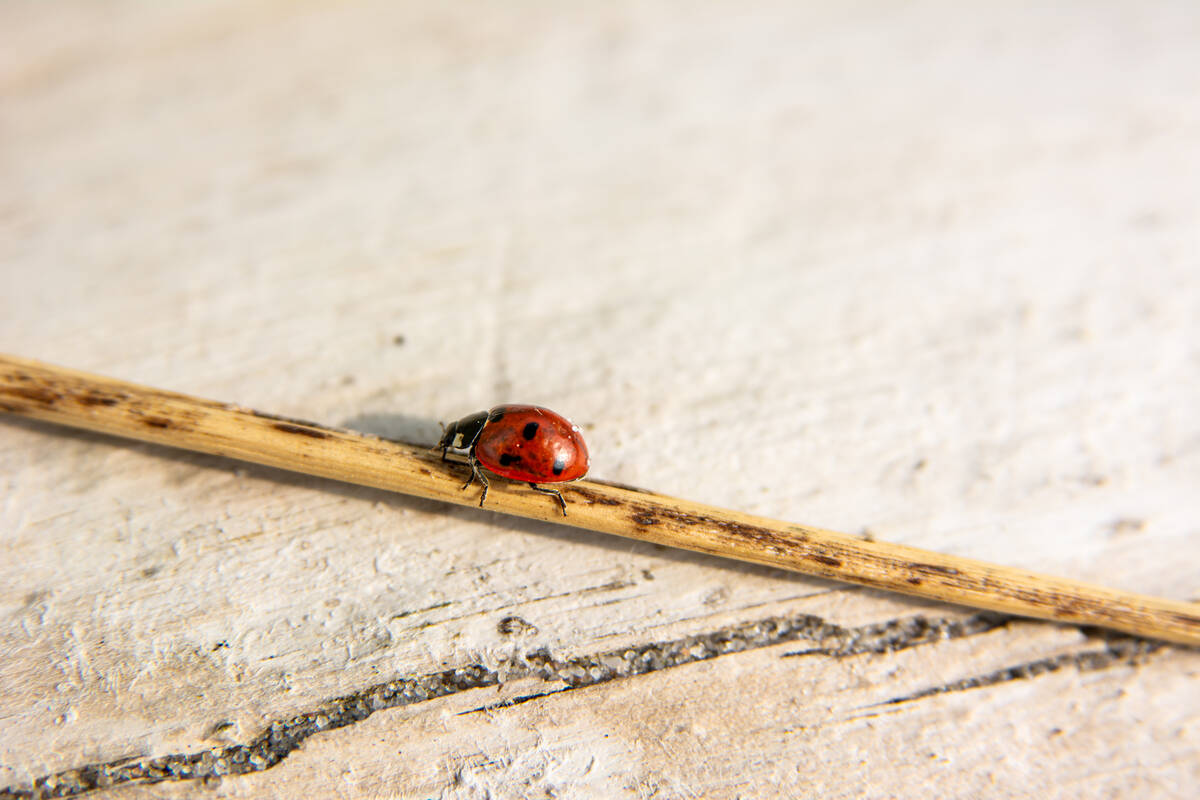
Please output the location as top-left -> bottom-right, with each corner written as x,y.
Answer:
438,405 -> 589,515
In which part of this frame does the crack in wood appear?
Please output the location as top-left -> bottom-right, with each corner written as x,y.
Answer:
0,611 -> 1151,799
869,636 -> 1166,708
388,600 -> 453,620
459,687 -> 570,715
402,580 -> 640,631
782,612 -> 1011,658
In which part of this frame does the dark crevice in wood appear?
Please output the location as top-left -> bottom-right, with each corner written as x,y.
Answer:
782,612 -> 1011,658
459,687 -> 570,715
870,636 -> 1166,708
0,610 -> 1148,799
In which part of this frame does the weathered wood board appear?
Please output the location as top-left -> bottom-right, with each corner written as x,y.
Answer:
2,1 -> 1198,797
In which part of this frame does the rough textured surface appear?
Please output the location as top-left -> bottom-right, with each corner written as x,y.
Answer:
1,1 -> 1198,797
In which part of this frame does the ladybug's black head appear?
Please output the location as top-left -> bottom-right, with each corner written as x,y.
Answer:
438,410 -> 490,452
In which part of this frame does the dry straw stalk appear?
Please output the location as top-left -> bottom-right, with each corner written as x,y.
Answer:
2,353 -> 1197,645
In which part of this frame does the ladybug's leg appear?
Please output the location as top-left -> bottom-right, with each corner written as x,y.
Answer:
528,482 -> 567,516
467,455 -> 490,507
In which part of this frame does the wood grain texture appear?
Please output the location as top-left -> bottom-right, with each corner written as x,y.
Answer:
2,0 -> 1198,798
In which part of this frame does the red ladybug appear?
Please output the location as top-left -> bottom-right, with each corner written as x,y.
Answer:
439,405 -> 589,515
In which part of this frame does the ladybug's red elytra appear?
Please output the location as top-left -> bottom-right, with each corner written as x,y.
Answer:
438,405 -> 589,515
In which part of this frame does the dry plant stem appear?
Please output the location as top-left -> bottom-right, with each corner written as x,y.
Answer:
2,354 -> 1198,646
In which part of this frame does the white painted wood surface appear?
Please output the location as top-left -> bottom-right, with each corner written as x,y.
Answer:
2,1 -> 1198,797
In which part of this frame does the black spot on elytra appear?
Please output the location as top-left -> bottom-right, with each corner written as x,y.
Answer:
499,453 -> 522,466
522,421 -> 539,440
552,454 -> 566,476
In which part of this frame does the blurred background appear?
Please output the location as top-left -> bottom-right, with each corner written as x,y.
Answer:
2,1 -> 1198,796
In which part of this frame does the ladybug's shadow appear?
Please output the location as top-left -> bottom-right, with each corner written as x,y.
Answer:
340,412 -> 442,448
